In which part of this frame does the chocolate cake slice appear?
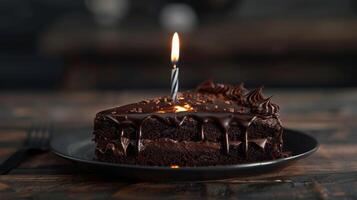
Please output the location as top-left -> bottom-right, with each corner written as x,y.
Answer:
93,81 -> 287,167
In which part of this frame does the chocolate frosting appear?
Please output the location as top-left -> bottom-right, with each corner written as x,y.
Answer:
196,80 -> 278,113
256,97 -> 280,115
226,83 -> 247,103
197,80 -> 230,94
246,87 -> 266,106
197,80 -> 247,102
96,80 -> 282,157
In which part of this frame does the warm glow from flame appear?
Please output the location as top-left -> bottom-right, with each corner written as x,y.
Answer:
156,103 -> 193,113
174,104 -> 193,113
171,32 -> 180,66
170,165 -> 180,169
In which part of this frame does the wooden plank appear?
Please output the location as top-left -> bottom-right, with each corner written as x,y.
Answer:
0,172 -> 356,199
41,19 -> 357,57
0,130 -> 26,143
0,89 -> 357,127
0,125 -> 355,177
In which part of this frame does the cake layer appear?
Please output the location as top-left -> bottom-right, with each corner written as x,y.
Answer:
95,138 -> 282,166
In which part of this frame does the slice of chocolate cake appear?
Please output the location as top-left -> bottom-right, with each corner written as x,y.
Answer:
93,81 -> 287,167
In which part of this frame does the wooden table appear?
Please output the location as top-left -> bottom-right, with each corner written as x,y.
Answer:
0,90 -> 356,199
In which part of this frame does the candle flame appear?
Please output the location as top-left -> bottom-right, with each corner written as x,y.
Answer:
170,165 -> 180,169
171,32 -> 180,66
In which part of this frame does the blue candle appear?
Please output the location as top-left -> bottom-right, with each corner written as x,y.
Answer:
171,32 -> 180,102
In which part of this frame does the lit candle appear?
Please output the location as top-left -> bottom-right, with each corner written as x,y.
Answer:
171,32 -> 180,103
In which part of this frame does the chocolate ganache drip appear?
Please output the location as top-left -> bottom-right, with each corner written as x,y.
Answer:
105,112 -> 258,156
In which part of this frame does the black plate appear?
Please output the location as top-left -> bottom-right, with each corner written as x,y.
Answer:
51,129 -> 318,181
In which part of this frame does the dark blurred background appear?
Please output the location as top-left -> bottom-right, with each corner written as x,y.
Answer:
1,0 -> 357,90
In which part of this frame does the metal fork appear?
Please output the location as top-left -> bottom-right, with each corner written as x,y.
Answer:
0,125 -> 52,174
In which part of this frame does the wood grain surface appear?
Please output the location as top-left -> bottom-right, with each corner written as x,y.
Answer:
0,90 -> 356,199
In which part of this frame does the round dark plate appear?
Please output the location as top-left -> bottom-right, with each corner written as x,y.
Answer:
51,129 -> 318,181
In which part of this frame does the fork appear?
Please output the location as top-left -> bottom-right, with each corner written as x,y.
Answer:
0,125 -> 52,175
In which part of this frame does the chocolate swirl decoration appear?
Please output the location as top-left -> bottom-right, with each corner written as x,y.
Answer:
245,86 -> 265,106
197,80 -> 249,103
256,97 -> 280,115
226,83 -> 247,101
215,83 -> 231,94
197,80 -> 231,94
196,80 -> 216,92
